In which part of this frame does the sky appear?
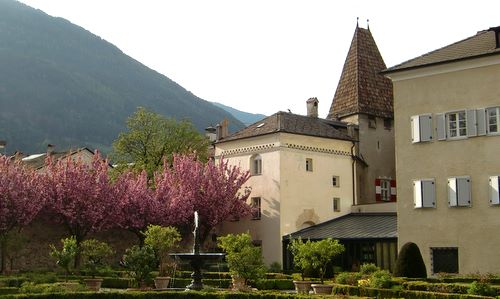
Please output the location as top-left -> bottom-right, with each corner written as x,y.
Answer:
18,0 -> 500,118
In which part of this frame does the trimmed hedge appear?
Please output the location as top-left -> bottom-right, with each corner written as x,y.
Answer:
333,283 -> 495,299
170,279 -> 231,289
0,290 -> 335,299
0,287 -> 19,295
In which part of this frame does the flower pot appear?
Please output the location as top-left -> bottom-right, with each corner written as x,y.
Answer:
84,278 -> 103,292
311,283 -> 334,294
293,280 -> 313,294
154,276 -> 170,289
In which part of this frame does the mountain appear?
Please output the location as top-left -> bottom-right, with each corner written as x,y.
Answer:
0,0 -> 244,154
211,102 -> 266,126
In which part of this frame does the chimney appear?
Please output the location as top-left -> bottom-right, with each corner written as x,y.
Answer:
205,125 -> 217,142
489,26 -> 500,48
47,144 -> 55,155
306,97 -> 319,118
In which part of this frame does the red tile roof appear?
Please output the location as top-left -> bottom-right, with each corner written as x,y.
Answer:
328,26 -> 394,119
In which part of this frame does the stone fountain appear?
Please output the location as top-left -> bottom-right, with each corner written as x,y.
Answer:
170,211 -> 225,291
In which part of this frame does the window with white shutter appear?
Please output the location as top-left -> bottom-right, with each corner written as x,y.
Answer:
466,109 -> 477,137
477,108 -> 487,136
447,111 -> 467,139
448,176 -> 471,207
375,179 -> 397,202
411,114 -> 433,143
486,107 -> 500,135
414,179 -> 436,208
489,176 -> 500,205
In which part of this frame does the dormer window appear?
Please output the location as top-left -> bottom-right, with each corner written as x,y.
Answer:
250,154 -> 262,175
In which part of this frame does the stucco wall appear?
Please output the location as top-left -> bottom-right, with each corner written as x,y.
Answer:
215,132 -> 354,265
391,59 -> 500,275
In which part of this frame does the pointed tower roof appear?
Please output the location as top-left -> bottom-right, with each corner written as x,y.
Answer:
328,26 -> 393,120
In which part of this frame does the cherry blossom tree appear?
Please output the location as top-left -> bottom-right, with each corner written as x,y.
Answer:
113,170 -> 159,244
43,152 -> 118,267
155,155 -> 252,243
0,155 -> 45,273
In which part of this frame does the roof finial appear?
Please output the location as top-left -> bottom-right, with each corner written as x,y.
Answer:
356,17 -> 359,27
367,19 -> 370,31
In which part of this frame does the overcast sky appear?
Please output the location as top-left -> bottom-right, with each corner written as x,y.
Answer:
18,0 -> 500,117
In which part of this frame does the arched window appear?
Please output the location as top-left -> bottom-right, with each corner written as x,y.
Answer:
250,154 -> 262,175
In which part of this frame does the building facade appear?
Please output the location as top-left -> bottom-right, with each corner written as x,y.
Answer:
385,26 -> 500,275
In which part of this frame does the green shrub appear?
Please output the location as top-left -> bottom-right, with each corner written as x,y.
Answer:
359,263 -> 380,275
369,270 -> 392,289
267,262 -> 282,273
0,287 -> 19,295
467,281 -> 496,296
335,272 -> 362,286
122,245 -> 157,286
49,236 -> 78,276
19,282 -> 86,294
143,225 -> 181,277
101,277 -> 131,289
393,242 -> 427,278
80,239 -> 114,278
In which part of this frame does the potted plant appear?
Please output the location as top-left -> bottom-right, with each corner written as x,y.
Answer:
122,244 -> 157,289
49,236 -> 78,279
80,239 -> 114,291
217,232 -> 266,291
143,225 -> 181,289
289,237 -> 345,294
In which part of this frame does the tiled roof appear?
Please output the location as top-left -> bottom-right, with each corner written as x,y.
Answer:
384,27 -> 500,73
328,26 -> 394,119
21,148 -> 95,170
216,112 -> 354,143
285,213 -> 397,240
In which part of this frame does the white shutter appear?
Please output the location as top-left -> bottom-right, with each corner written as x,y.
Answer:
467,109 -> 477,137
457,177 -> 471,206
411,115 -> 420,143
477,108 -> 486,136
414,180 -> 423,208
436,113 -> 447,141
375,186 -> 382,194
419,115 -> 433,141
490,176 -> 500,205
422,180 -> 436,208
448,178 -> 458,206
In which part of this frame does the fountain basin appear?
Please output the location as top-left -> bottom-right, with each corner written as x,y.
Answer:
170,253 -> 225,291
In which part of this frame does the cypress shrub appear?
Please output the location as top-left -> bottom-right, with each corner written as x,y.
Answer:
393,242 -> 427,278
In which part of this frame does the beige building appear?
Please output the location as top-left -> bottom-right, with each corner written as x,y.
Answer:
215,105 -> 356,265
384,26 -> 500,275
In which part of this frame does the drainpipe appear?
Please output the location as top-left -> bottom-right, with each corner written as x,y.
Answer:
351,141 -> 357,206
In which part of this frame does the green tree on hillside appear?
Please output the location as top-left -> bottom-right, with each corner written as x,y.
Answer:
111,107 -> 210,179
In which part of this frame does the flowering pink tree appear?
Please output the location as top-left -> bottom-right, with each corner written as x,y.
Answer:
0,155 -> 45,273
43,152 -> 118,267
155,155 -> 252,243
113,170 -> 159,244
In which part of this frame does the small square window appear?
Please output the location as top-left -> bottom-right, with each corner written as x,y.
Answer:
306,158 -> 313,172
368,116 -> 377,129
432,247 -> 458,274
332,176 -> 340,187
251,197 -> 261,220
333,198 -> 340,212
384,118 -> 392,130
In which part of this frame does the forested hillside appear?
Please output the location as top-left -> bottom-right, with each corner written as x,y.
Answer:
0,0 -> 243,154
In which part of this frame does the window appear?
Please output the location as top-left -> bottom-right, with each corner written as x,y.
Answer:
368,116 -> 377,129
447,111 -> 467,138
489,175 -> 500,205
305,158 -> 313,172
487,107 -> 500,134
411,114 -> 432,143
448,176 -> 471,207
414,179 -> 436,208
333,197 -> 340,212
332,176 -> 340,187
375,179 -> 396,202
251,197 -> 261,220
384,118 -> 392,130
432,247 -> 458,274
250,154 -> 262,175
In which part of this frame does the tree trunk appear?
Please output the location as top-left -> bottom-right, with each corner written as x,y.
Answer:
74,235 -> 82,269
